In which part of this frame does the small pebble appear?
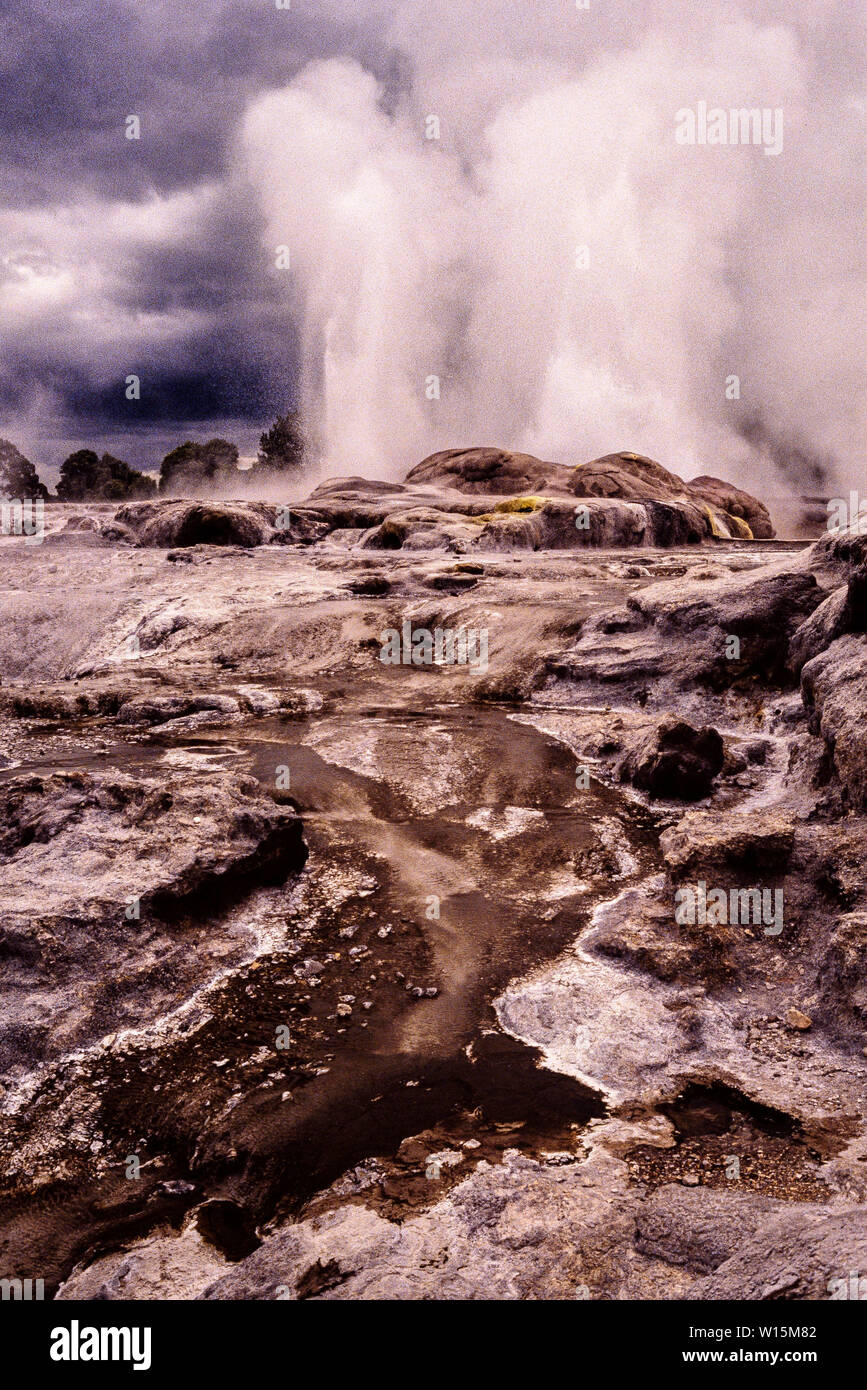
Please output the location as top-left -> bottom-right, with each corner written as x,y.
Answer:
785,1007 -> 812,1031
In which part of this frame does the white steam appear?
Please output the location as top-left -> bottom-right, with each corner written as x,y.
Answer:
241,3 -> 866,495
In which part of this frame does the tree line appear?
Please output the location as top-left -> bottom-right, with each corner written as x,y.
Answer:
0,412 -> 305,501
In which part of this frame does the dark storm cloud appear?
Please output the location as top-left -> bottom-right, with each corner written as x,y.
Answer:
0,172 -> 296,464
0,0 -> 401,201
0,0 -> 401,472
63,362 -> 278,428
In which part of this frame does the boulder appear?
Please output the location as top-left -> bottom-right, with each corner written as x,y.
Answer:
115,694 -> 241,725
843,564 -> 867,633
660,811 -> 796,879
630,566 -> 824,685
817,910 -> 867,1031
691,1208 -> 867,1300
360,507 -> 480,551
619,719 -> 725,801
811,525 -> 867,572
643,500 -> 709,546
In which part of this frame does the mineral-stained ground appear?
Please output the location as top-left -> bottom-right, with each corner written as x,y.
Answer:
2,448 -> 867,1300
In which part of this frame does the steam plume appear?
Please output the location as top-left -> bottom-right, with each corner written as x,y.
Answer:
242,2 -> 865,497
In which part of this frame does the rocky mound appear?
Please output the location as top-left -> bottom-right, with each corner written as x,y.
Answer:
405,447 -> 774,543
568,451 -> 691,502
405,447 -> 572,495
687,475 -> 775,540
102,448 -> 775,555
115,500 -> 275,548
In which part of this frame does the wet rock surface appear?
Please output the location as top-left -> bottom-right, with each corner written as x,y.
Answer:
1,465 -> 866,1301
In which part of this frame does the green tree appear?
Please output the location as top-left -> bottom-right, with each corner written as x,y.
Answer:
0,438 -> 48,500
56,449 -> 100,500
57,450 -> 156,501
159,438 -> 240,495
257,411 -> 305,476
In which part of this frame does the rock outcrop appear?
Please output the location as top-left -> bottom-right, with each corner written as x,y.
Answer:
405,446 -> 572,495
404,447 -> 774,543
619,719 -> 725,800
801,634 -> 867,810
102,448 -> 776,556
687,475 -> 775,539
116,500 -> 275,548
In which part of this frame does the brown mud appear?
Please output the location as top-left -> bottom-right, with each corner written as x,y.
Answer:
0,690 -> 658,1288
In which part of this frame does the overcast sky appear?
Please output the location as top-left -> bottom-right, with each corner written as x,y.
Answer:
0,2 -> 379,473
1,1 -> 864,489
